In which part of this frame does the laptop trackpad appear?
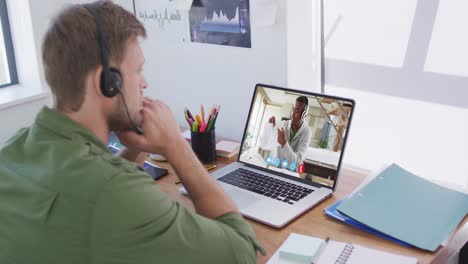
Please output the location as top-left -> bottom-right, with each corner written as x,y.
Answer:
226,189 -> 260,209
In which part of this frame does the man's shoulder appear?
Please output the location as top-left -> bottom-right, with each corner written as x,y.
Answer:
63,139 -> 145,181
1,127 -> 145,195
46,138 -> 149,200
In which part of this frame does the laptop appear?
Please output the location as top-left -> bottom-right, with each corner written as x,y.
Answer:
181,83 -> 355,228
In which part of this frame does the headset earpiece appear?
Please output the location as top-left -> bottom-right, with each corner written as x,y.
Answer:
301,104 -> 309,120
101,68 -> 122,97
109,68 -> 122,89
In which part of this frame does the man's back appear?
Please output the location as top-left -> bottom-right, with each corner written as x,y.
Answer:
0,107 -> 126,263
0,107 -> 261,263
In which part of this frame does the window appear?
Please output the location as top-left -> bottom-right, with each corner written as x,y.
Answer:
0,0 -> 18,88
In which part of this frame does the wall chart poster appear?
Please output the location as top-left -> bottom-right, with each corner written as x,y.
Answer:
133,0 -> 251,48
188,0 -> 251,48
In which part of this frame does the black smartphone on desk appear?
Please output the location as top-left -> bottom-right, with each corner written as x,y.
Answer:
108,140 -> 168,180
143,161 -> 168,180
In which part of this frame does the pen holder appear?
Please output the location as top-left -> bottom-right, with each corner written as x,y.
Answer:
191,128 -> 216,165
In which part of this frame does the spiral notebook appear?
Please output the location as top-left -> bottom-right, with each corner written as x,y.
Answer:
267,233 -> 417,264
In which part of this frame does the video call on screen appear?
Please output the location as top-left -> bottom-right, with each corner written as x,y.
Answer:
239,86 -> 353,188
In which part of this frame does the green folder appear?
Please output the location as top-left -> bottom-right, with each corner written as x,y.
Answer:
337,164 -> 468,252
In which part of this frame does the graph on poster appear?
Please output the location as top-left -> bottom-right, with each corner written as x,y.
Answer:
189,0 -> 251,48
138,9 -> 183,30
134,0 -> 251,48
133,0 -> 192,43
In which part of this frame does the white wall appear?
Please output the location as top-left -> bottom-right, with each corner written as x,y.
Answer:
324,0 -> 468,187
138,1 -> 289,141
136,0 -> 321,141
286,0 -> 321,91
0,98 -> 50,143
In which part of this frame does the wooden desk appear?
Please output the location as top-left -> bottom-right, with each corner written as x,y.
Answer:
149,157 -> 468,264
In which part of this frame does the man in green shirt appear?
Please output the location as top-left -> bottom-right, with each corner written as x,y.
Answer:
0,1 -> 263,263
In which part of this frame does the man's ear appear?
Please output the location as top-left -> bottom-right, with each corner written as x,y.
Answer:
89,65 -> 104,97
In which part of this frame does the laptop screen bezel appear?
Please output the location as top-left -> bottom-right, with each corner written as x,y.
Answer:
236,83 -> 356,191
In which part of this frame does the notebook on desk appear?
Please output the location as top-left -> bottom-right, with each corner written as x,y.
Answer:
267,233 -> 417,264
216,140 -> 240,158
180,83 -> 356,228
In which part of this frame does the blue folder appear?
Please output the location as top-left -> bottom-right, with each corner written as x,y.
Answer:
324,199 -> 413,247
336,164 -> 468,252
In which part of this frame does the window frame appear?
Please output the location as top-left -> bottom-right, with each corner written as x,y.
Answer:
0,0 -> 18,88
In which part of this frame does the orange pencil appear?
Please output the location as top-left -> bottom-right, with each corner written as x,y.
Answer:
195,115 -> 202,125
201,104 -> 205,123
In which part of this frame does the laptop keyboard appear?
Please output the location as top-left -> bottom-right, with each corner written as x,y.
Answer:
217,168 -> 314,205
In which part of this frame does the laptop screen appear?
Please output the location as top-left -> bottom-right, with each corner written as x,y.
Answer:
238,84 -> 355,190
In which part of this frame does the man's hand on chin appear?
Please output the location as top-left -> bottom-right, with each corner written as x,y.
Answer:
113,97 -> 183,164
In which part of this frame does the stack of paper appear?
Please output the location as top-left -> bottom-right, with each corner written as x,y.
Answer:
278,233 -> 325,263
335,164 -> 468,251
216,140 -> 240,158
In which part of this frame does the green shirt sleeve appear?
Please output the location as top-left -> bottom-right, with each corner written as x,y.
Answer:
90,171 -> 264,264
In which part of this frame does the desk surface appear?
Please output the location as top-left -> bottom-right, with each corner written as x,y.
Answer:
150,156 -> 467,264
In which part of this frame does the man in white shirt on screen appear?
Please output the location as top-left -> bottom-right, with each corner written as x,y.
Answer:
268,96 -> 312,167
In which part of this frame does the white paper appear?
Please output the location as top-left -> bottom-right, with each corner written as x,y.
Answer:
253,0 -> 279,26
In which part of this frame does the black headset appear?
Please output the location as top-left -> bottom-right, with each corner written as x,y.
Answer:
83,4 -> 122,97
83,3 -> 143,134
301,103 -> 309,120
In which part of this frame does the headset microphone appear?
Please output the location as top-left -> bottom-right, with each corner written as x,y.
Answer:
83,3 -> 143,135
118,91 -> 144,135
